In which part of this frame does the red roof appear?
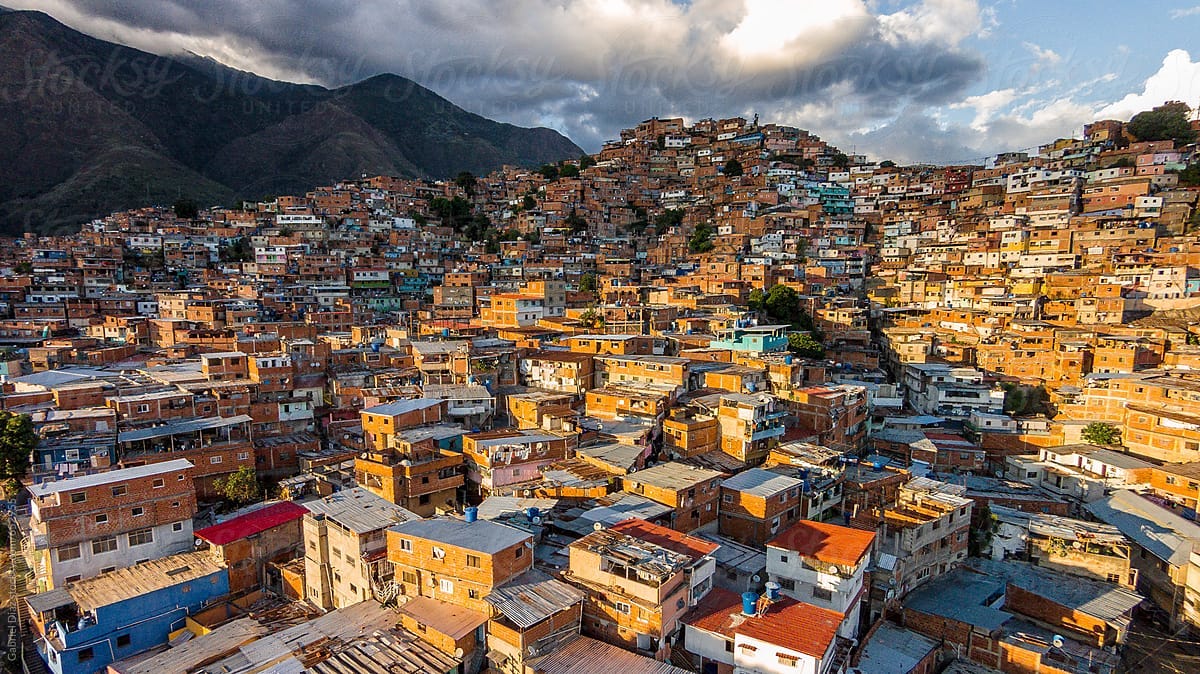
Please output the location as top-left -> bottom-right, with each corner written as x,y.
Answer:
766,519 -> 875,568
194,501 -> 308,546
685,587 -> 844,658
608,518 -> 719,559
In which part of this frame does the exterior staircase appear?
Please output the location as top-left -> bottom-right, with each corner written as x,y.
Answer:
7,513 -> 47,674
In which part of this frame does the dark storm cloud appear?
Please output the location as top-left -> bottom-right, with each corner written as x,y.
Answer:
11,0 -> 990,152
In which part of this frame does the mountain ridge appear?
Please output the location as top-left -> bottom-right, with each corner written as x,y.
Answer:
0,10 -> 582,233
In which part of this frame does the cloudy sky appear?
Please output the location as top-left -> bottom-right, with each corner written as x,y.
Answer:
8,0 -> 1200,163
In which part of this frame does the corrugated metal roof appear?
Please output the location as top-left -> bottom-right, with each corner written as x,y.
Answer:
720,467 -> 803,497
1086,489 -> 1200,566
533,635 -> 692,674
390,516 -> 531,554
485,569 -> 584,628
624,461 -> 724,490
397,596 -> 489,639
194,501 -> 308,545
117,414 -> 252,442
362,398 -> 443,416
66,551 -> 224,612
303,486 -> 419,534
310,628 -> 460,674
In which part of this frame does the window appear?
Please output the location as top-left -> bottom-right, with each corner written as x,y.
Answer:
152,478 -> 165,489
812,586 -> 833,601
779,578 -> 796,591
1107,573 -> 1121,583
399,538 -> 413,553
137,404 -> 150,413
349,583 -> 357,596
419,494 -> 431,505
70,492 -> 86,504
111,485 -> 127,497
439,579 -> 454,594
172,522 -> 183,532
178,474 -> 185,481
468,589 -> 479,599
237,452 -> 250,460
78,648 -> 94,662
55,544 -> 80,562
778,553 -> 788,564
432,546 -> 446,560
132,507 -> 144,517
613,601 -> 631,615
210,456 -> 223,464
116,634 -> 131,648
171,500 -> 180,508
64,575 -> 81,583
515,546 -> 524,558
466,554 -> 480,568
92,536 -> 117,554
402,571 -> 418,584
95,514 -> 108,525
722,493 -> 733,503
128,528 -> 153,546
725,640 -> 734,653
777,653 -> 800,667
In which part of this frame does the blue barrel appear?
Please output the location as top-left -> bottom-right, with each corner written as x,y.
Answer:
527,507 -> 540,521
464,506 -> 478,523
741,592 -> 758,616
765,581 -> 781,601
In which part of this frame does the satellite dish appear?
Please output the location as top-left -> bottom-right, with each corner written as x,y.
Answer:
594,522 -> 604,531
455,648 -> 464,658
531,516 -> 543,525
751,574 -> 761,583
1051,635 -> 1065,649
828,565 -> 839,575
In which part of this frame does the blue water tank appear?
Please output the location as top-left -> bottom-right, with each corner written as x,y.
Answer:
464,506 -> 478,523
527,507 -> 540,521
765,581 -> 781,601
442,328 -> 450,337
784,354 -> 793,365
872,460 -> 885,471
741,592 -> 758,616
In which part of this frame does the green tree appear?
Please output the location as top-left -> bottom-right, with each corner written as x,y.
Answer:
559,163 -> 580,178
762,285 -> 800,325
1176,163 -> 1200,187
564,210 -> 588,233
654,208 -> 684,235
787,333 -> 825,359
879,160 -> 897,168
688,222 -> 715,253
747,288 -> 765,313
0,411 -> 36,492
173,198 -> 199,220
579,273 -> 599,293
538,164 -> 560,181
214,466 -> 260,505
1081,422 -> 1121,446
579,307 -> 604,329
522,194 -> 537,211
454,171 -> 477,197
831,152 -> 850,169
1127,102 -> 1197,144
579,154 -> 596,170
723,158 -> 744,176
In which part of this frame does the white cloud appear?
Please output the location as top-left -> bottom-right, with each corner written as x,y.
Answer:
1097,49 -> 1200,120
879,0 -> 983,46
1170,5 -> 1200,19
1022,42 -> 1061,70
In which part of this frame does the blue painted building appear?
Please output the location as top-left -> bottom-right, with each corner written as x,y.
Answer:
27,552 -> 229,674
709,324 -> 790,354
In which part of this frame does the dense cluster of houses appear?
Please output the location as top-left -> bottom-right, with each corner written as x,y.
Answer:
2,112 -> 1200,674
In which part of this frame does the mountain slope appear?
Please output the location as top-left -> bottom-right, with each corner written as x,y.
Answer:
0,10 -> 582,233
